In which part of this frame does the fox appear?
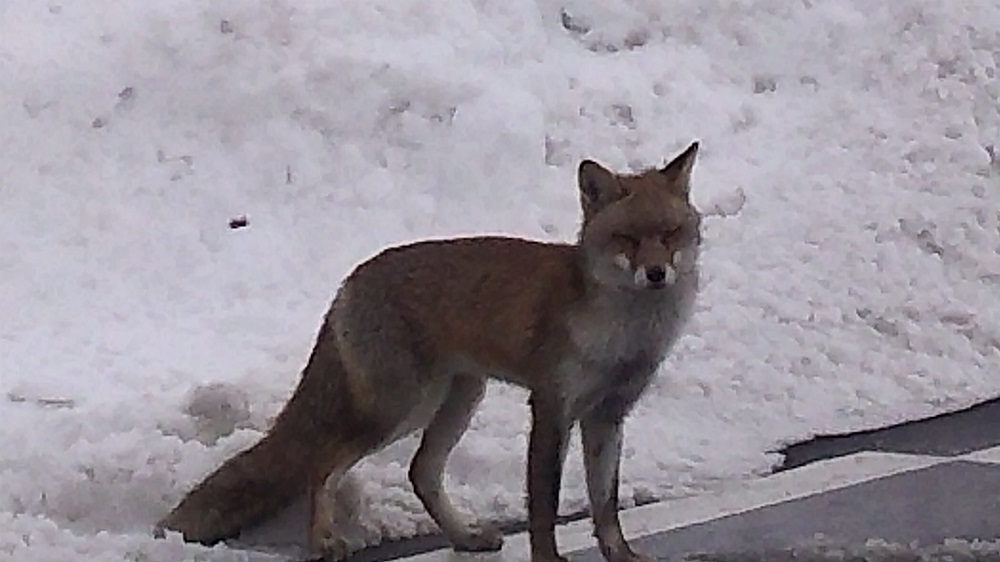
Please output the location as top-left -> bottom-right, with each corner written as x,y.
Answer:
157,142 -> 702,562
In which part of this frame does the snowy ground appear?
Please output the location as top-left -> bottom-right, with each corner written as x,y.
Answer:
2,0 -> 1000,560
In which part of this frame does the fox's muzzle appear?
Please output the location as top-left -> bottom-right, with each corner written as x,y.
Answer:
633,263 -> 677,289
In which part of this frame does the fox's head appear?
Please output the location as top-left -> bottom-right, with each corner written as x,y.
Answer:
577,142 -> 701,292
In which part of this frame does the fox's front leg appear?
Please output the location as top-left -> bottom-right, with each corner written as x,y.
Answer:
580,410 -> 650,562
527,393 -> 572,562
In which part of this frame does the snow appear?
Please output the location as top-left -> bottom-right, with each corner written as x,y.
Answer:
2,0 -> 1000,560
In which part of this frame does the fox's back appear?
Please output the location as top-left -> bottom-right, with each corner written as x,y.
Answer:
336,236 -> 587,380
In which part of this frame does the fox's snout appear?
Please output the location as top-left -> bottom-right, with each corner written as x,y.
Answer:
615,248 -> 687,290
635,263 -> 674,288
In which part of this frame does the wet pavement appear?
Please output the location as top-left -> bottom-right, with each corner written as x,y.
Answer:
573,460 -> 1000,562
779,398 -> 1000,471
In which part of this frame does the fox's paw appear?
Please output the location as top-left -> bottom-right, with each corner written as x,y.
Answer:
451,522 -> 504,552
600,543 -> 653,562
610,553 -> 653,562
319,536 -> 351,562
530,553 -> 570,562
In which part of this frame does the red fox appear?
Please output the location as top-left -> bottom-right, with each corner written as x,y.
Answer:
158,142 -> 702,562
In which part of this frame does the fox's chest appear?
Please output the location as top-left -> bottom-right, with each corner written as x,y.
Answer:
569,312 -> 654,363
568,284 -> 694,363
562,283 -> 696,418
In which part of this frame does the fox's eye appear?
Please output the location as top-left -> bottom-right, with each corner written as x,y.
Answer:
613,234 -> 639,247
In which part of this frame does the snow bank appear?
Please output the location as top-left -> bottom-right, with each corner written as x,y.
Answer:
2,0 -> 999,558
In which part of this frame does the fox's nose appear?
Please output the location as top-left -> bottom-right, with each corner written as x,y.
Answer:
645,265 -> 666,284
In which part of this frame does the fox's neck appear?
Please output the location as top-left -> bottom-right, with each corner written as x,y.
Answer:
565,265 -> 696,388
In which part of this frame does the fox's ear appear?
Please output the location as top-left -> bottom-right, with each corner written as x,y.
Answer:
659,141 -> 699,193
578,159 -> 622,216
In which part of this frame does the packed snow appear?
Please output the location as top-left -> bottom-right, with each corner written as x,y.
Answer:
2,0 -> 1000,560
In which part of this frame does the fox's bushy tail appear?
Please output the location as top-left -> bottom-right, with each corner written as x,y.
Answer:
158,425 -> 311,544
159,323 -> 350,544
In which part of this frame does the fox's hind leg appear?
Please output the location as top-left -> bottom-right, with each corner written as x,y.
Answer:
308,321 -> 458,558
409,375 -> 503,552
313,286 -> 477,558
307,401 -> 453,561
308,441 -> 367,562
